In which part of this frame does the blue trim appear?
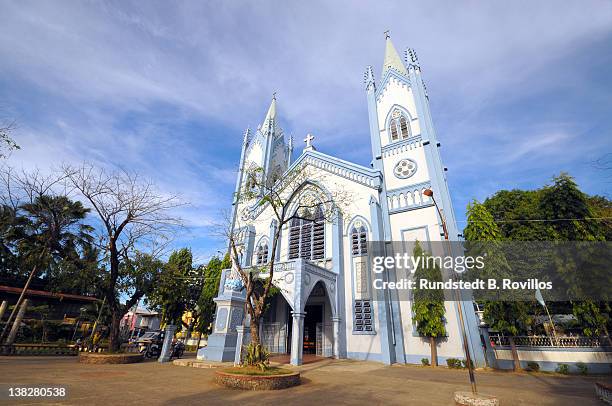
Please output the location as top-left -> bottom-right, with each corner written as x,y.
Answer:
331,212 -> 347,358
369,197 -> 394,365
494,359 -> 612,374
347,219 -> 376,336
376,69 -> 411,100
381,135 -> 422,156
389,202 -> 434,215
347,351 -> 383,363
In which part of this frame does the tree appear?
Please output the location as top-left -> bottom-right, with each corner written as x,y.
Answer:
195,254 -> 230,342
225,164 -> 351,364
572,300 -> 610,340
0,194 -> 93,343
464,199 -> 528,370
539,173 -> 603,241
411,242 -> 446,367
63,164 -> 182,352
146,248 -> 193,327
483,301 -> 531,371
0,118 -> 19,159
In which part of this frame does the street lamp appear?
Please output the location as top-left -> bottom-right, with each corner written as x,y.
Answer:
423,188 -> 478,394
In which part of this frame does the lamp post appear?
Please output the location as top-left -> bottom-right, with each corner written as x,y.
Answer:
423,188 -> 478,394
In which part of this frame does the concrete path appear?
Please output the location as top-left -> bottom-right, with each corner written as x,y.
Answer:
0,356 -> 607,405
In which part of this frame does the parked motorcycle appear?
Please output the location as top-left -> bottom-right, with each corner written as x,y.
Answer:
170,340 -> 185,359
136,331 -> 164,359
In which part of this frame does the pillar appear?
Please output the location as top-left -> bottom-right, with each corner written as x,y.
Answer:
6,299 -> 28,345
158,324 -> 177,363
0,301 -> 7,321
290,311 -> 305,366
332,316 -> 341,359
234,325 -> 250,366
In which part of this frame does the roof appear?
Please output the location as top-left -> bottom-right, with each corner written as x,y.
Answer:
0,285 -> 99,302
382,36 -> 408,78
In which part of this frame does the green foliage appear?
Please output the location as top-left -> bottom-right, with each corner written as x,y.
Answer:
242,342 -> 270,371
555,363 -> 569,375
446,358 -> 463,369
572,300 -> 610,338
196,253 -> 230,335
411,242 -> 446,339
421,357 -> 430,366
145,248 -> 193,326
483,301 -> 531,336
526,361 -> 540,372
575,362 -> 588,375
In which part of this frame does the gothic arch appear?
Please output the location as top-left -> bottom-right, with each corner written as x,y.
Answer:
384,104 -> 414,143
300,278 -> 337,317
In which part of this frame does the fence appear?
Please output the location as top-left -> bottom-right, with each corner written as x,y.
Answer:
489,334 -> 610,348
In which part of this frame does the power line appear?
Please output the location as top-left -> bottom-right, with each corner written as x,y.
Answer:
458,217 -> 612,224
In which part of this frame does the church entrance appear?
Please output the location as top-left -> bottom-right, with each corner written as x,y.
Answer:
303,304 -> 322,354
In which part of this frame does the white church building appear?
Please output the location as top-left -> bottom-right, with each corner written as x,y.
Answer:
198,36 -> 486,367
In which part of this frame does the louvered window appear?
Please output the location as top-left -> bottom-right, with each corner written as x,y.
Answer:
351,226 -> 368,256
353,299 -> 373,332
256,242 -> 269,265
389,109 -> 411,142
288,204 -> 325,260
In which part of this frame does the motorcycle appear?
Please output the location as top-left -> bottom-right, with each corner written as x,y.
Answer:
170,340 -> 185,359
137,331 -> 164,359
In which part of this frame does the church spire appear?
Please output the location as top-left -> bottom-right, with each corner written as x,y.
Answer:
382,32 -> 408,78
261,93 -> 277,133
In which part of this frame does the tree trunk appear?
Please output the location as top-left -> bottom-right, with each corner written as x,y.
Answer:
508,336 -> 521,371
0,263 -> 39,343
196,332 -> 203,351
108,311 -> 121,352
429,336 -> 438,367
250,316 -> 260,346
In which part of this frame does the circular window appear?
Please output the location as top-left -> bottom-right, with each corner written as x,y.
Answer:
393,159 -> 417,179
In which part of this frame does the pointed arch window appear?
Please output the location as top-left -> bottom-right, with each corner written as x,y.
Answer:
351,225 -> 368,256
289,204 -> 325,260
255,240 -> 269,265
389,109 -> 411,141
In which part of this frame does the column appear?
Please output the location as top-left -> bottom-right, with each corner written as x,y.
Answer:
158,324 -> 177,363
234,326 -> 246,366
332,317 -> 341,359
7,299 -> 28,345
0,301 -> 7,321
290,312 -> 306,366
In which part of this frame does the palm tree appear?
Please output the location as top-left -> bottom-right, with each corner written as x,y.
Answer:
0,195 -> 93,343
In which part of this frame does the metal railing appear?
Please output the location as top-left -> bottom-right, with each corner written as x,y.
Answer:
489,334 -> 610,348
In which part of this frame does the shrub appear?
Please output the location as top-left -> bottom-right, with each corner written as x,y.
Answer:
446,358 -> 463,369
242,343 -> 270,371
556,364 -> 569,375
526,361 -> 540,372
576,362 -> 588,375
462,359 -> 473,369
421,358 -> 430,366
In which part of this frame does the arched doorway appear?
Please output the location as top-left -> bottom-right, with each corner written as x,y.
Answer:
302,281 -> 334,358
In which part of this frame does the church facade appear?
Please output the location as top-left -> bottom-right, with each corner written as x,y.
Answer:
198,36 -> 486,367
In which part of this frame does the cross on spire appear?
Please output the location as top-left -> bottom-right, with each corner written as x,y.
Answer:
303,133 -> 316,152
384,30 -> 390,39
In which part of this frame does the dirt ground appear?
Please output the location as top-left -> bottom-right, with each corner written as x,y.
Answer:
0,355 -> 608,405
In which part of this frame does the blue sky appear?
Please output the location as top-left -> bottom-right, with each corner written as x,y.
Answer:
1,1 -> 611,264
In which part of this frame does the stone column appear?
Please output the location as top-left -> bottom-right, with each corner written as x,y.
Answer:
0,301 -> 7,321
158,324 -> 177,363
332,316 -> 341,359
290,312 -> 306,366
6,299 -> 28,345
234,326 -> 246,366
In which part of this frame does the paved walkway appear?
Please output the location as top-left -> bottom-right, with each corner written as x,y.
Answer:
0,356 -> 607,405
